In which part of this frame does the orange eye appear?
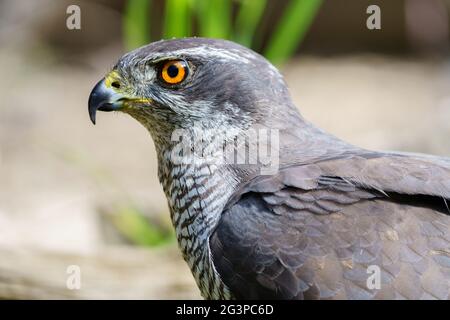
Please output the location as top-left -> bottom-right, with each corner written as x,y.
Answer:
160,60 -> 188,85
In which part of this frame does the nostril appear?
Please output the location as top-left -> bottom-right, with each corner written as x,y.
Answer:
111,81 -> 121,89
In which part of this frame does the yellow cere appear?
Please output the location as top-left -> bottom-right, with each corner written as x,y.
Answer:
104,70 -> 152,107
104,70 -> 121,89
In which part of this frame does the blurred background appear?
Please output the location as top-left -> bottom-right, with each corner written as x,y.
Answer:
0,0 -> 449,299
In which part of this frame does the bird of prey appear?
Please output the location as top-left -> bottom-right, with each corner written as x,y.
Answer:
88,38 -> 450,300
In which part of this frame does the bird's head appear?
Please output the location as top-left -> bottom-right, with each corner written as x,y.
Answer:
88,38 -> 298,148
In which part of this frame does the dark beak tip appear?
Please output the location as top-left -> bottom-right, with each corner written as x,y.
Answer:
88,79 -> 104,125
88,98 -> 97,125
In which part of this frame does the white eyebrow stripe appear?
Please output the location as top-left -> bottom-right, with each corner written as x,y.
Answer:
154,46 -> 252,64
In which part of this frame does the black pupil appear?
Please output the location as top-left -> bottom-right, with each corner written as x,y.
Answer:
167,64 -> 179,78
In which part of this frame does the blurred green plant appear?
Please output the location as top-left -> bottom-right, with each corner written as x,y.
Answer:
196,0 -> 232,39
112,205 -> 174,247
164,0 -> 191,38
264,0 -> 323,65
124,0 -> 151,51
234,0 -> 267,48
123,0 -> 323,66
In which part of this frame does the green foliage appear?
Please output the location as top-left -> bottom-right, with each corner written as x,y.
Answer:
123,0 -> 323,65
112,206 -> 174,247
164,0 -> 192,38
196,0 -> 232,39
123,0 -> 151,50
235,0 -> 267,48
264,0 -> 323,65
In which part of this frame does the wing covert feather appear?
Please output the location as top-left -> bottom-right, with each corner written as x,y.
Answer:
211,154 -> 450,299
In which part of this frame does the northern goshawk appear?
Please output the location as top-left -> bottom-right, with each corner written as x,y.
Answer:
88,38 -> 450,299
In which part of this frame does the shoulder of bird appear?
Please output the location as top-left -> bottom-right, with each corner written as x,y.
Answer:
213,151 -> 450,299
88,38 -> 450,300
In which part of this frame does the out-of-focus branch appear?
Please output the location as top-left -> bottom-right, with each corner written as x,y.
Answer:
0,247 -> 200,299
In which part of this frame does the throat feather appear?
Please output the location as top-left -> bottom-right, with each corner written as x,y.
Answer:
158,149 -> 236,299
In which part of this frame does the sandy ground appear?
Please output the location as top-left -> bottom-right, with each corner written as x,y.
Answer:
0,42 -> 449,298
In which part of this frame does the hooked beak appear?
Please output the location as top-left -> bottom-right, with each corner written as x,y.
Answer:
88,78 -> 125,125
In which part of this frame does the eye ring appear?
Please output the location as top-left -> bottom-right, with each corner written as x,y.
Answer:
160,60 -> 188,85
